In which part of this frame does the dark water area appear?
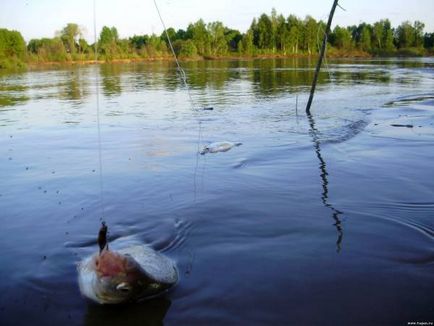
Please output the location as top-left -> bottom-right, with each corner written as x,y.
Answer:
0,58 -> 433,325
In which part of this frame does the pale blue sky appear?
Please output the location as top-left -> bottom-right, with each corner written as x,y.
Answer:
1,0 -> 433,42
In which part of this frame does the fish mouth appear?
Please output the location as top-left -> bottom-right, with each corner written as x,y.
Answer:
93,269 -> 176,304
135,281 -> 174,302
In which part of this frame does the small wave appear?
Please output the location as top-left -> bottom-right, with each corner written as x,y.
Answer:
384,93 -> 434,107
316,119 -> 369,144
361,209 -> 433,241
159,218 -> 193,253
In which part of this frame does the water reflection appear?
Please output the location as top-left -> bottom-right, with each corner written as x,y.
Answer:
185,60 -> 231,90
0,83 -> 29,107
138,58 -> 396,96
307,112 -> 344,252
60,70 -> 89,102
100,64 -> 122,97
0,58 -> 428,113
0,94 -> 29,107
84,297 -> 171,326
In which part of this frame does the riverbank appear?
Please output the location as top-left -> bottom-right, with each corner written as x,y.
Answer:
19,51 -> 382,70
2,48 -> 432,73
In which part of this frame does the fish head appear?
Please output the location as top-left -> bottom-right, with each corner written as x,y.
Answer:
91,250 -> 171,304
199,146 -> 209,155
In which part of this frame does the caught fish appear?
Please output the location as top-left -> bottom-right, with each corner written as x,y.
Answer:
200,141 -> 242,155
77,224 -> 178,304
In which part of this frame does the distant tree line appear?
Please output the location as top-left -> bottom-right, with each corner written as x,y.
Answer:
1,9 -> 434,69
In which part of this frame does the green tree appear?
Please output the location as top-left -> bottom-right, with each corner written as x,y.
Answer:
250,18 -> 260,48
372,21 -> 384,49
330,26 -> 353,50
28,37 -> 68,61
173,39 -> 197,57
270,8 -> 278,52
130,35 -> 149,49
379,19 -> 394,51
0,28 -> 26,68
99,26 -> 120,60
413,21 -> 425,47
396,21 -> 415,48
60,23 -> 81,55
0,29 -> 26,59
207,21 -> 227,55
257,13 -> 273,50
287,15 -> 301,54
241,29 -> 255,55
424,32 -> 434,49
176,29 -> 187,40
160,27 -> 177,47
224,28 -> 242,52
359,25 -> 372,51
303,16 -> 318,54
275,14 -> 289,54
145,34 -> 168,57
187,19 -> 211,55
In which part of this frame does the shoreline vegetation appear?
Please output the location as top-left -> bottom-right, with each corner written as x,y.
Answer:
1,9 -> 434,71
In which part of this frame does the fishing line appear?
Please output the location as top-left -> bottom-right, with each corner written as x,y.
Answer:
317,22 -> 335,86
153,0 -> 205,201
93,0 -> 105,222
153,0 -> 197,111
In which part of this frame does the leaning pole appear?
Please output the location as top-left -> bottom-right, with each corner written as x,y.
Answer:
305,0 -> 339,114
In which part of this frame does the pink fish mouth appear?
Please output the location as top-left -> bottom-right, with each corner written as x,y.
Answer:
94,249 -> 146,281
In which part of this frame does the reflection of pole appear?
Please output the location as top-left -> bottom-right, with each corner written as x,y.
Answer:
306,0 -> 339,114
307,112 -> 343,252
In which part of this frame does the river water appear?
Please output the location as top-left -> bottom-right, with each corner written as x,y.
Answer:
0,58 -> 433,325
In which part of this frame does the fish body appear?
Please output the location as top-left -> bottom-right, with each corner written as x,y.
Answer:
78,245 -> 178,304
200,141 -> 242,155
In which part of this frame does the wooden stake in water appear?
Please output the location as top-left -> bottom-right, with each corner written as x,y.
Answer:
305,0 -> 339,114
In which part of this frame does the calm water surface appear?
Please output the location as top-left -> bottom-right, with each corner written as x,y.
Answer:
0,58 -> 433,325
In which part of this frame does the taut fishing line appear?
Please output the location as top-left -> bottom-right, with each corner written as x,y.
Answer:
93,0 -> 105,223
317,20 -> 334,86
153,0 -> 197,110
153,0 -> 205,201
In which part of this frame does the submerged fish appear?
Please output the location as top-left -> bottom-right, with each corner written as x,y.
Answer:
200,141 -> 242,155
78,224 -> 178,304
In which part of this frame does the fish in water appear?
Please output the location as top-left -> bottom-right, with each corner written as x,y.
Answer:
77,224 -> 178,304
200,141 -> 242,155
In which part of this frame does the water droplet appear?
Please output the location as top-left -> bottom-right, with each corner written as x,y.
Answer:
43,190 -> 47,193
8,157 -> 12,160
26,167 -> 29,170
58,201 -> 62,205
51,171 -> 55,174
38,186 -> 42,190
92,169 -> 96,172
42,255 -> 47,260
56,190 -> 60,194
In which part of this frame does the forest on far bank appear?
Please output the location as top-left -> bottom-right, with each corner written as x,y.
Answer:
1,9 -> 434,70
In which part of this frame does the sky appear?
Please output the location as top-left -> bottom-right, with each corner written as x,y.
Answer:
1,0 -> 433,42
